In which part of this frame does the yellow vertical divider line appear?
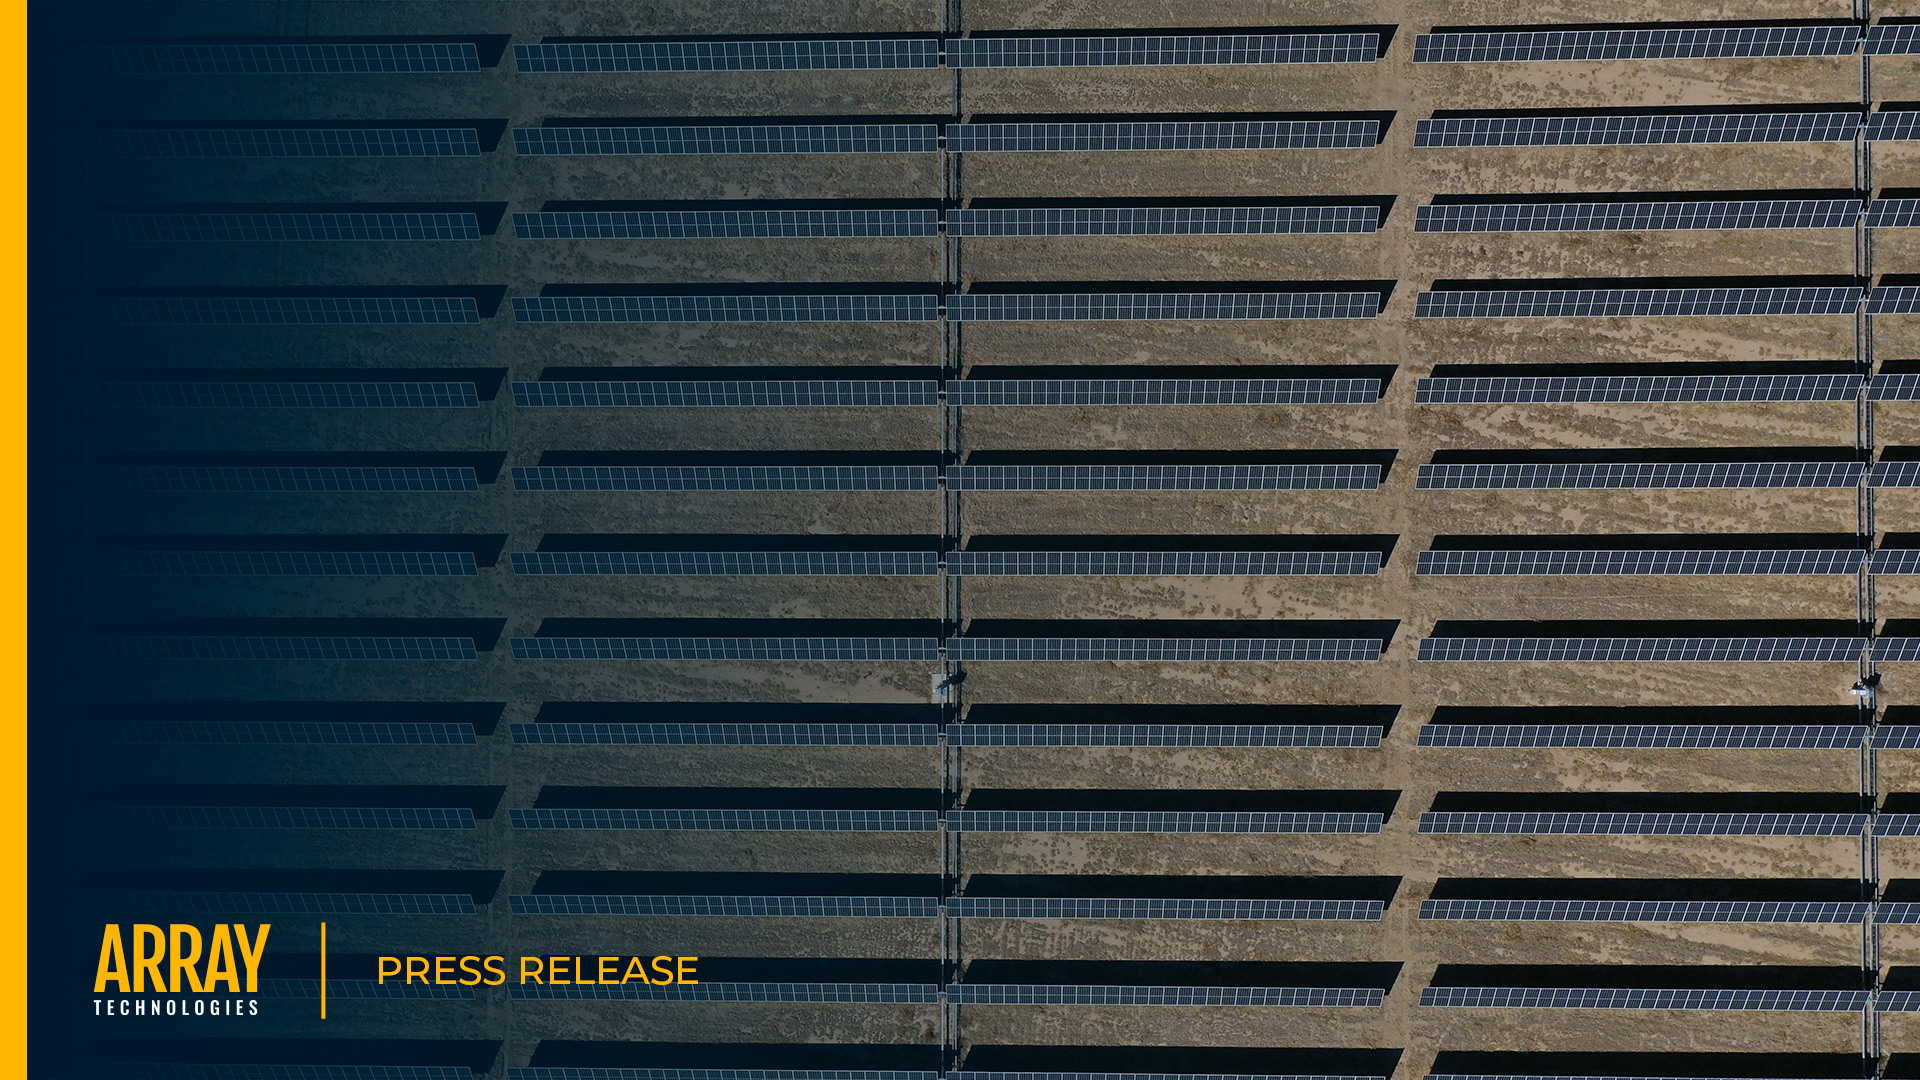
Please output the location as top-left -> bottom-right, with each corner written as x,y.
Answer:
320,922 -> 328,1019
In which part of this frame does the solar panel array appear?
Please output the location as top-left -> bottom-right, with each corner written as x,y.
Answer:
1414,462 -> 1862,489
95,890 -> 478,914
946,810 -> 1385,834
1415,288 -> 1864,318
945,638 -> 1385,661
948,897 -> 1386,920
1867,112 -> 1920,141
1412,26 -> 1860,62
509,722 -> 940,746
97,465 -> 481,492
507,808 -> 941,831
78,1066 -> 476,1080
1418,812 -> 1869,835
1417,987 -> 1868,1010
508,637 -> 940,661
93,296 -> 482,324
948,724 -> 1384,747
511,294 -> 937,322
511,982 -> 936,1002
88,211 -> 483,242
1418,899 -> 1869,922
1416,637 -> 1865,662
100,721 -> 479,745
513,39 -> 942,72
946,291 -> 1382,320
946,120 -> 1381,152
262,979 -> 475,999
511,380 -> 938,407
509,894 -> 940,917
1412,112 -> 1859,146
509,465 -> 939,491
948,205 -> 1380,236
946,464 -> 1381,490
1871,461 -> 1920,487
507,1071 -> 938,1080
949,985 -> 1385,1006
1414,549 -> 1860,576
509,551 -> 938,576
1415,374 -> 1860,403
95,41 -> 483,73
946,551 -> 1382,576
1417,724 -> 1870,749
92,380 -> 481,408
1870,285 -> 1920,313
101,806 -> 478,829
950,34 -> 1381,67
1415,199 -> 1861,233
1869,373 -> 1920,400
1866,24 -> 1920,54
98,550 -> 481,576
950,378 -> 1382,405
94,127 -> 485,157
1871,198 -> 1920,227
511,125 -> 939,155
98,635 -> 481,660
1875,550 -> 1920,573
512,209 -> 940,239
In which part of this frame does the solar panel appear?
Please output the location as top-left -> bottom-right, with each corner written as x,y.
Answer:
949,723 -> 1383,747
1414,549 -> 1860,575
261,979 -> 474,999
1874,550 -> 1920,574
98,720 -> 478,745
509,722 -> 939,746
1414,462 -> 1862,489
508,808 -> 941,831
509,637 -> 940,661
947,810 -> 1384,833
88,211 -> 483,243
83,1066 -> 475,1080
1868,374 -> 1920,400
1415,374 -> 1860,403
94,127 -> 484,157
95,890 -> 477,914
1878,903 -> 1920,923
97,465 -> 480,492
1869,286 -> 1920,313
1867,199 -> 1920,228
1418,899 -> 1868,922
512,982 -> 938,1002
1867,24 -> 1920,54
947,464 -> 1381,490
948,205 -> 1380,236
511,125 -> 939,155
510,465 -> 939,491
951,34 -> 1380,67
510,551 -> 936,576
946,551 -> 1382,576
511,295 -> 937,322
1415,200 -> 1861,232
949,378 -> 1382,405
1417,811 -> 1869,835
1414,287 -> 1862,317
98,636 -> 480,660
1417,637 -> 1864,662
947,292 -> 1381,320
512,209 -> 941,239
1873,814 -> 1920,835
952,1073 -> 1384,1080
1411,26 -> 1860,62
99,551 -> 480,576
93,296 -> 482,324
948,638 -> 1384,661
510,1072 -> 939,1080
1871,639 -> 1920,662
1418,987 -> 1867,1010
92,381 -> 481,408
1417,724 -> 1869,748
1412,112 -> 1859,146
1880,990 -> 1920,1010
95,41 -> 482,73
948,985 -> 1384,1006
101,805 -> 477,829
509,894 -> 939,916
510,380 -> 939,406
513,39 -> 941,71
946,120 -> 1380,151
949,897 -> 1385,920
1875,728 -> 1920,748
1870,462 -> 1920,487
1867,112 -> 1920,141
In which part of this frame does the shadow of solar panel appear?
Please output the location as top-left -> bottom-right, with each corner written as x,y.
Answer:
1415,550 -> 1860,575
947,120 -> 1380,151
949,723 -> 1383,746
948,810 -> 1384,833
1415,287 -> 1862,317
86,1067 -> 475,1080
93,296 -> 482,324
1416,462 -> 1860,489
1412,25 -> 1859,62
949,985 -> 1383,1006
98,465 -> 480,492
1868,24 -> 1920,53
1417,724 -> 1869,748
99,635 -> 480,660
1417,811 -> 1869,835
93,381 -> 482,407
1868,198 -> 1920,227
948,292 -> 1381,320
510,551 -> 937,576
1413,112 -> 1859,146
950,897 -> 1385,920
509,637 -> 940,660
1869,286 -> 1920,313
100,720 -> 479,745
509,808 -> 940,830
261,979 -> 475,999
1418,987 -> 1868,1009
512,125 -> 939,155
512,209 -> 941,238
947,551 -> 1381,576
101,806 -> 478,829
509,722 -> 940,745
89,211 -> 483,242
515,39 -> 941,71
511,982 -> 938,1001
952,33 -> 1380,67
96,41 -> 482,73
94,127 -> 484,157
1416,200 -> 1860,232
100,551 -> 480,576
1415,374 -> 1859,402
510,465 -> 940,491
949,638 -> 1383,661
511,380 -> 939,406
95,890 -> 477,914
1416,637 -> 1864,661
1868,112 -> 1920,141
950,378 -> 1382,404
1418,899 -> 1868,922
511,295 -> 937,322
948,205 -> 1381,236
949,464 -> 1381,490
510,894 -> 939,916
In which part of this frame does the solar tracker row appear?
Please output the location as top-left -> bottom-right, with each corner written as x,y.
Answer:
1413,112 -> 1859,146
1879,904 -> 1920,923
95,890 -> 476,914
949,897 -> 1386,920
1418,899 -> 1869,922
1867,24 -> 1920,54
97,466 -> 480,492
1417,637 -> 1865,662
946,120 -> 1381,151
1414,549 -> 1860,575
1881,991 -> 1920,1010
99,551 -> 480,576
511,380 -> 938,407
88,1066 -> 476,1080
1418,812 -> 1870,835
950,34 -> 1380,67
93,296 -> 482,324
511,294 -> 937,322
1867,112 -> 1920,141
1412,25 -> 1860,62
1873,638 -> 1920,662
1415,199 -> 1861,232
1415,462 -> 1862,489
511,125 -> 939,155
1875,550 -> 1920,574
509,894 -> 940,917
946,638 -> 1385,661
1417,724 -> 1870,748
101,806 -> 478,829
1870,198 -> 1920,227
946,810 -> 1385,834
508,722 -> 940,746
510,1072 -> 938,1080
947,464 -> 1382,490
947,205 -> 1380,236
1876,728 -> 1920,748
262,979 -> 474,999
510,551 -> 937,576
511,982 -> 936,1002
1870,286 -> 1920,313
92,380 -> 481,408
947,551 -> 1382,575
1415,375 -> 1860,403
94,127 -> 484,157
1870,814 -> 1920,834
949,985 -> 1384,1006
512,209 -> 940,238
950,378 -> 1382,405
99,721 -> 479,745
507,808 -> 941,831
513,39 -> 941,72
98,635 -> 481,660
1872,462 -> 1920,487
1418,987 -> 1869,1010
509,465 -> 939,491
88,211 -> 483,242
1869,374 -> 1920,400
948,723 -> 1384,747
95,41 -> 482,73
946,291 -> 1382,320
1415,287 -> 1863,317
509,637 -> 940,661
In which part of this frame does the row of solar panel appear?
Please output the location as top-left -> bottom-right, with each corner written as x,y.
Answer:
1415,637 -> 1887,662
1412,112 -> 1918,145
1416,374 -> 1920,403
507,895 -> 1386,919
507,723 -> 1387,747
506,464 -> 1384,491
512,379 -> 1385,407
508,551 -> 1383,576
516,34 -> 1382,71
1417,724 -> 1920,748
1415,462 -> 1903,489
1418,812 -> 1920,834
509,638 -> 1387,661
509,292 -> 1383,322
